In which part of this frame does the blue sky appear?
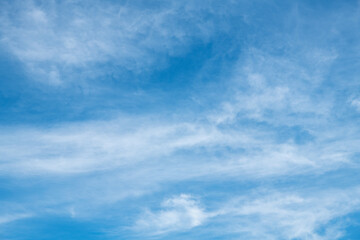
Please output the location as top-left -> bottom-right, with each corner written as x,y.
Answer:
1,0 -> 360,239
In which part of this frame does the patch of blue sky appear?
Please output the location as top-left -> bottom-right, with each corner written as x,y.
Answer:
1,0 -> 360,239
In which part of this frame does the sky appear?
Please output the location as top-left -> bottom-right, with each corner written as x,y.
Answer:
1,0 -> 360,239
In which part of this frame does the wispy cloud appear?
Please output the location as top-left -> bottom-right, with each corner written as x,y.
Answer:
209,48 -> 337,126
1,1 -> 360,239
0,213 -> 31,225
0,112 -> 351,177
135,187 -> 360,239
0,0 -> 224,85
351,98 -> 360,112
0,109 -> 357,228
213,187 -> 360,240
135,194 -> 208,235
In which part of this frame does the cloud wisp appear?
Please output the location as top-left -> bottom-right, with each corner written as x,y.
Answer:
135,194 -> 208,235
0,0 -> 224,85
134,187 -> 360,239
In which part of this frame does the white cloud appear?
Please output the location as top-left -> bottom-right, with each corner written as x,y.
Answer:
351,98 -> 360,112
0,44 -> 356,224
0,114 -> 348,177
0,213 -> 31,225
0,113 -> 355,223
208,48 -> 337,126
0,1 -> 360,239
132,187 -> 360,239
0,119 -> 225,174
213,187 -> 360,240
135,194 -> 208,234
0,0 -> 221,85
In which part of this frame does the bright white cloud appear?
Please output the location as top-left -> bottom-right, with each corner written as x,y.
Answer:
351,98 -> 360,112
135,194 -> 208,234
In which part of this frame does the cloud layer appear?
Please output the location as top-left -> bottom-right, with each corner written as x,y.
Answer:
1,0 -> 360,239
